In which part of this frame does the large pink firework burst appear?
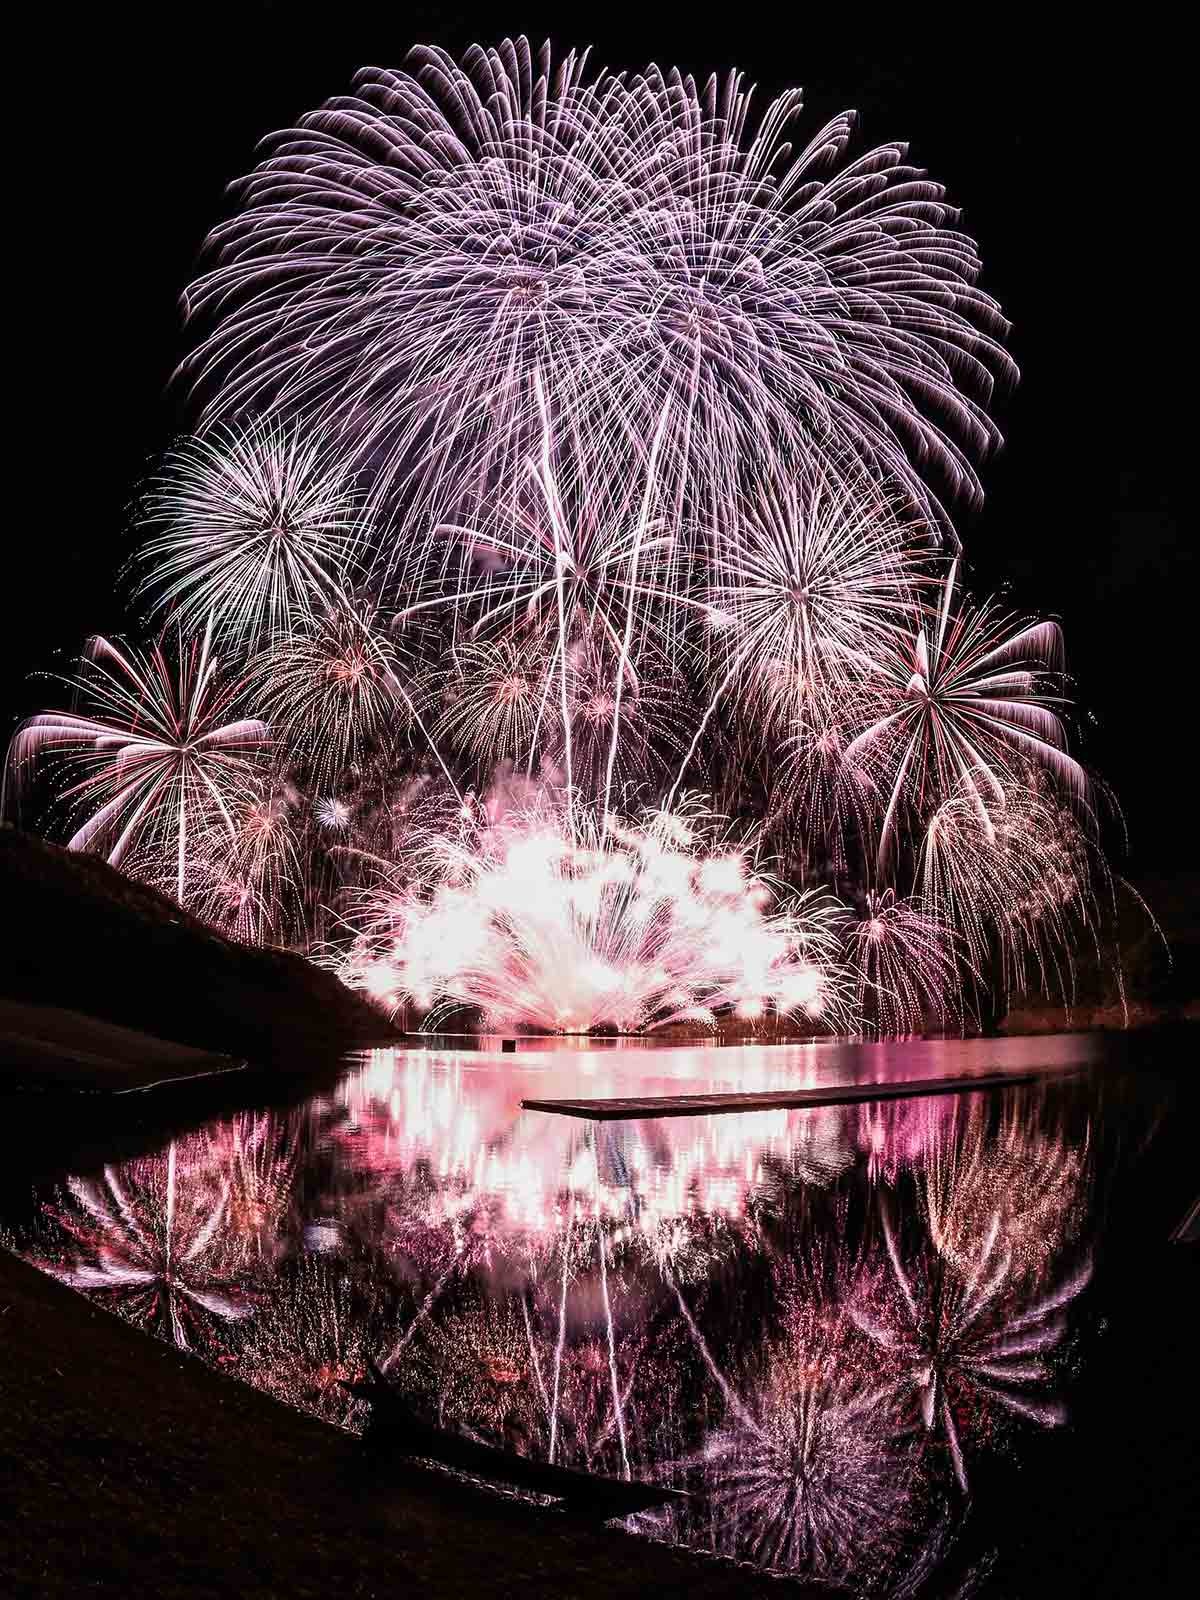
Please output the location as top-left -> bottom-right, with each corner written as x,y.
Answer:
334,788 -> 852,1034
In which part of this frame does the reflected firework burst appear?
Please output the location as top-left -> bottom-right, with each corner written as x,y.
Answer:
40,1141 -> 251,1351
849,1200 -> 1091,1490
655,1293 -> 917,1585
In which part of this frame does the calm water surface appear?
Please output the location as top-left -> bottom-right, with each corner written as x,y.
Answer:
6,1035 -> 1196,1595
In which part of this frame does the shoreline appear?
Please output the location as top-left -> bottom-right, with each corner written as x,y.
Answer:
0,998 -> 243,1092
0,1250 -> 805,1598
3,992 -> 1193,1095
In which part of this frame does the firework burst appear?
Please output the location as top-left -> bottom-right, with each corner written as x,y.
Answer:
654,1285 -> 916,1585
5,625 -> 269,904
707,461 -> 925,742
844,562 -> 1087,872
138,417 -> 365,644
919,767 -> 1110,1005
849,890 -> 962,1036
340,789 -> 851,1034
249,596 -> 408,789
182,39 -> 1013,558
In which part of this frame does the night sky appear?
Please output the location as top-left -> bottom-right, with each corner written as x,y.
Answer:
7,6 -> 1190,870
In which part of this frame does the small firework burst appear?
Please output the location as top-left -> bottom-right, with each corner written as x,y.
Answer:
139,417 -> 365,642
5,625 -> 269,904
849,890 -> 962,1036
845,562 -> 1087,872
248,597 -> 408,788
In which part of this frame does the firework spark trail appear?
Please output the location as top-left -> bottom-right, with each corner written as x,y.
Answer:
548,1210 -> 573,1463
521,1288 -> 552,1416
380,1233 -> 476,1374
540,373 -> 577,828
602,395 -> 673,826
666,1269 -> 756,1430
593,1144 -> 631,1478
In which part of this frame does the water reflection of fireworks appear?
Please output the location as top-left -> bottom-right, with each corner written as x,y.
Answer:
236,1254 -> 392,1428
924,1097 -> 1091,1281
13,1052 -> 1107,1592
41,1141 -> 250,1351
850,1200 -> 1091,1489
205,1110 -> 299,1262
651,1298 -> 917,1587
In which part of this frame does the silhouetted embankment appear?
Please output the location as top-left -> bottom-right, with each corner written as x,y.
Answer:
0,1251 -> 794,1600
0,826 -> 399,1076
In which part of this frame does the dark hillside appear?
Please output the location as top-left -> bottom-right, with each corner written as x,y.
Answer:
0,826 -> 397,1065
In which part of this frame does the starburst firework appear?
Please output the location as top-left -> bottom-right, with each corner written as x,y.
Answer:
844,563 -> 1087,871
5,626 -> 269,904
139,418 -> 365,643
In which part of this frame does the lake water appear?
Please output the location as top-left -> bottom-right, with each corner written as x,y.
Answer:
5,1034 -> 1196,1595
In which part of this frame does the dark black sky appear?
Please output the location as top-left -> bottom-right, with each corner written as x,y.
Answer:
6,5 -> 1191,870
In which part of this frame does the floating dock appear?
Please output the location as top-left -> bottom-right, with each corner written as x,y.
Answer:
521,1064 -> 1082,1121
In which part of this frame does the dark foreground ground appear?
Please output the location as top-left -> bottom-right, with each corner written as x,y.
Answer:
0,1251 -> 802,1600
